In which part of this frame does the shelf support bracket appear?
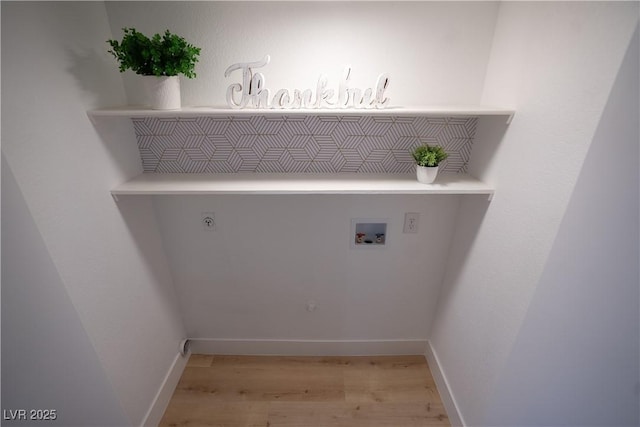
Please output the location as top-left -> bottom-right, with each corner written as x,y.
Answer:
111,193 -> 119,202
506,113 -> 515,125
87,111 -> 97,126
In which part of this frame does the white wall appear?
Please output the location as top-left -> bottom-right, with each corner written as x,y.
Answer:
1,2 -> 185,425
103,1 -> 502,352
430,2 -> 639,425
484,26 -> 639,426
153,194 -> 464,348
2,157 -> 128,426
104,1 -> 499,108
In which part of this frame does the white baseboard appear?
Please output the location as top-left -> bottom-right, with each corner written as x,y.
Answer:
140,350 -> 190,427
425,340 -> 465,426
189,338 -> 428,356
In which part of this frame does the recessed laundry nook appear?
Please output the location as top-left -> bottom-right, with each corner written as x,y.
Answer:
2,2 -> 638,427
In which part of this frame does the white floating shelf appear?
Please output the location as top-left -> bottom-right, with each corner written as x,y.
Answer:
111,173 -> 494,200
88,105 -> 515,123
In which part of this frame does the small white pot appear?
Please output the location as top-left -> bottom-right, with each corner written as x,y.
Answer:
143,76 -> 181,110
416,165 -> 439,184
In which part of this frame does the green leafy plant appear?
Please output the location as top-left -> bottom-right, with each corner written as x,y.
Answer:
411,144 -> 448,167
107,28 -> 201,78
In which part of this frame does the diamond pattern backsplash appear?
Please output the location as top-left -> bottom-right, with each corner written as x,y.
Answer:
132,115 -> 478,174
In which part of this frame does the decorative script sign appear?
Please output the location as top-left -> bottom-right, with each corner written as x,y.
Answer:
224,55 -> 390,110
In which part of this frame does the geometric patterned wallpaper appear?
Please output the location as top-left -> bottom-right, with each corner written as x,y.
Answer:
132,115 -> 477,174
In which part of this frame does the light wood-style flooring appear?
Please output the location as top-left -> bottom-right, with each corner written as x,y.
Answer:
160,354 -> 450,427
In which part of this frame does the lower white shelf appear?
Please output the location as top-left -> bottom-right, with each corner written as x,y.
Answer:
111,173 -> 494,199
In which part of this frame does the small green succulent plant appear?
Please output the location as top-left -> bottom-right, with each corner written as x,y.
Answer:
411,144 -> 448,167
107,28 -> 201,78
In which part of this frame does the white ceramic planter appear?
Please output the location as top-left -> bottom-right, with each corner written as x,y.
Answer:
144,76 -> 181,110
416,165 -> 439,184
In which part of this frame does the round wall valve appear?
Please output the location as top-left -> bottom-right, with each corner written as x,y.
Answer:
201,212 -> 216,230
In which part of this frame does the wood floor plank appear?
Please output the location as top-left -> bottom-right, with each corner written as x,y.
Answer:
174,359 -> 345,402
343,356 -> 441,404
266,402 -> 350,426
344,402 -> 450,426
187,354 -> 215,368
160,396 -> 269,427
160,354 -> 450,427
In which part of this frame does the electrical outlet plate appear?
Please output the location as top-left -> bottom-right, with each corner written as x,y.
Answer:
403,212 -> 419,233
201,212 -> 215,231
